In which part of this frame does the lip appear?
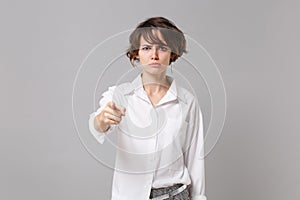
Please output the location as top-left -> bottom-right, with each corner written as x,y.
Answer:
148,63 -> 161,67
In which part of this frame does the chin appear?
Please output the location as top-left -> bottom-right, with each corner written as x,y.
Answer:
143,68 -> 167,75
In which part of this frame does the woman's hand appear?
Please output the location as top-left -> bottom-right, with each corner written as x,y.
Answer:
94,101 -> 126,132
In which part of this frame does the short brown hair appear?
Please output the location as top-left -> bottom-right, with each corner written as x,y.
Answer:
126,17 -> 187,66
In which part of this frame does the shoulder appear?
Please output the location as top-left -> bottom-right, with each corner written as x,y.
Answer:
115,82 -> 132,92
99,82 -> 132,105
177,85 -> 203,115
102,82 -> 132,95
100,82 -> 134,103
177,86 -> 197,105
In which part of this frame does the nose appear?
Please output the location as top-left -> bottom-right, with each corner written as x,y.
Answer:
151,47 -> 159,60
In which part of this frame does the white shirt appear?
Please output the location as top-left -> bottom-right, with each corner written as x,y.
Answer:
89,73 -> 207,200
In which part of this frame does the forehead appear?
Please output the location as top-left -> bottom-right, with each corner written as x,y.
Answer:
139,29 -> 167,45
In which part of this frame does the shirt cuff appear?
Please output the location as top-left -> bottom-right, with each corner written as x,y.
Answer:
88,112 -> 115,144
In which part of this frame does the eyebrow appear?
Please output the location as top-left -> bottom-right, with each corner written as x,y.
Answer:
140,44 -> 168,47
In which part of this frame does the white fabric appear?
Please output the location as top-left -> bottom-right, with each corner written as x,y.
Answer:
89,73 -> 207,200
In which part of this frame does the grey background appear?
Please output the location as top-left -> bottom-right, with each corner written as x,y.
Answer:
1,0 -> 299,200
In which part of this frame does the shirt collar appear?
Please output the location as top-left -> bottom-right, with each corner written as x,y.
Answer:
123,73 -> 187,105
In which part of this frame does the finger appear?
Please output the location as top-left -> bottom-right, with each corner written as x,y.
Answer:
114,104 -> 126,116
105,106 -> 123,118
107,101 -> 117,110
103,112 -> 122,123
104,118 -> 119,125
106,102 -> 126,116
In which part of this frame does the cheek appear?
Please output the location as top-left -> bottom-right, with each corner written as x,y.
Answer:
162,54 -> 171,62
138,53 -> 150,62
137,50 -> 144,58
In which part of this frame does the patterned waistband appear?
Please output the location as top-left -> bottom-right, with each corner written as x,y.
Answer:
149,184 -> 188,200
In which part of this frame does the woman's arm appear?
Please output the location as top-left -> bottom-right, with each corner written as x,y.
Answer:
184,101 -> 207,200
88,86 -> 125,144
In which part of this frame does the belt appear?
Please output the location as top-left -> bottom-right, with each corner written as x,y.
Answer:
149,184 -> 187,200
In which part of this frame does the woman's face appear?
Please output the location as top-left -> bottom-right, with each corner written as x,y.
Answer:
137,30 -> 172,75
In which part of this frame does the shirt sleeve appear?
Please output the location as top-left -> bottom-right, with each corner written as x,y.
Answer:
184,100 -> 207,200
88,86 -> 117,144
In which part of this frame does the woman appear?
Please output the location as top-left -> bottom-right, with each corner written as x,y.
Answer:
89,17 -> 206,200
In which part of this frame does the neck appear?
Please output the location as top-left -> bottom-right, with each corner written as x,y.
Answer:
141,72 -> 170,94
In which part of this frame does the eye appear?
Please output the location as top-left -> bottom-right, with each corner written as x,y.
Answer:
141,46 -> 151,51
159,46 -> 169,51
